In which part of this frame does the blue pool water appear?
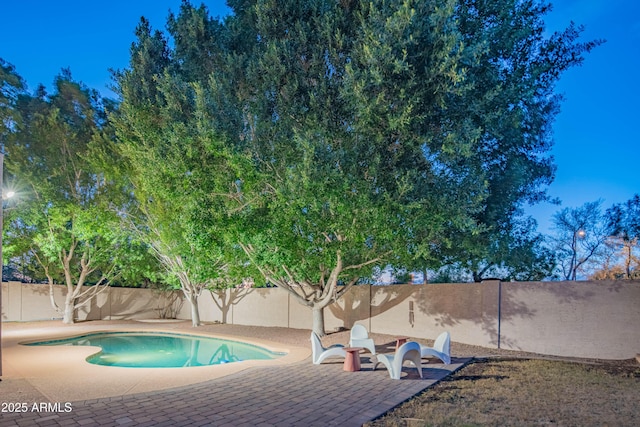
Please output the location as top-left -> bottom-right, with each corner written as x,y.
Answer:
25,332 -> 286,368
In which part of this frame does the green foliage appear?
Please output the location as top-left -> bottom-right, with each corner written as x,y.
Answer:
419,0 -> 602,280
219,0 -> 598,288
6,0 -> 596,327
2,67 -> 155,291
226,0 -> 477,285
107,1 -> 600,332
1,58 -> 27,148
442,216 -> 556,282
112,9 -> 251,295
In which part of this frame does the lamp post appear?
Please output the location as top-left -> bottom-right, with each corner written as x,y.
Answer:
0,152 -> 14,377
1,152 -> 4,377
570,229 -> 586,281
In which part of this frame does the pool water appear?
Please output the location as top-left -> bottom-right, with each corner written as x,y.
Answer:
25,332 -> 286,368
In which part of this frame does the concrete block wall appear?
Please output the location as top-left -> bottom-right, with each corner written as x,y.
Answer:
367,282 -> 501,348
498,280 -> 640,359
1,282 -> 166,321
2,280 -> 638,359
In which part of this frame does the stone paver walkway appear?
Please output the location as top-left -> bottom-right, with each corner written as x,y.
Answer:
1,356 -> 469,427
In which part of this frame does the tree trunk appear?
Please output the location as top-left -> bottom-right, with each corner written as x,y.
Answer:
62,296 -> 75,324
47,278 -> 62,316
625,244 -> 632,279
312,306 -> 325,337
186,292 -> 201,327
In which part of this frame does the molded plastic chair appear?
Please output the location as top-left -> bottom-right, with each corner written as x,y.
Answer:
419,331 -> 451,364
348,324 -> 376,354
310,331 -> 347,365
373,341 -> 423,380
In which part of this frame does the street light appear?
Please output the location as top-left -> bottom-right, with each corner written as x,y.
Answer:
570,229 -> 587,281
1,152 -> 4,378
0,152 -> 15,378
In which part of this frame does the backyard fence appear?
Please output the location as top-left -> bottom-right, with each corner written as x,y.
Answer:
2,279 -> 638,360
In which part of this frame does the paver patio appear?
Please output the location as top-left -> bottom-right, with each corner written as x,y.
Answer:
0,321 -> 468,426
2,357 -> 467,426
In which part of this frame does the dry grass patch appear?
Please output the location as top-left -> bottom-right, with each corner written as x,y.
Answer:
366,358 -> 639,427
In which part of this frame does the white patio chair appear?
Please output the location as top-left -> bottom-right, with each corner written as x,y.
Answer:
348,324 -> 376,355
310,331 -> 347,365
419,331 -> 451,364
373,341 -> 423,380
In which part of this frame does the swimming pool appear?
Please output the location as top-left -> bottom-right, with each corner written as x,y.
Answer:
25,332 -> 286,368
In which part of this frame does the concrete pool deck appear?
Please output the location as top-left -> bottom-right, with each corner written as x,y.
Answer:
1,320 -> 470,426
1,320 -> 310,402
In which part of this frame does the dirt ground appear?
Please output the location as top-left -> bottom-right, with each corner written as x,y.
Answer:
365,356 -> 639,427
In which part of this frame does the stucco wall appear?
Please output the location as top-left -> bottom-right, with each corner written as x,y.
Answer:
498,280 -> 640,359
1,282 -> 169,321
2,280 -> 638,359
368,282 -> 501,348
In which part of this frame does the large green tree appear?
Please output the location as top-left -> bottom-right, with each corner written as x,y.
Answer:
1,59 -> 26,147
217,0 -> 598,333
430,0 -> 601,281
2,65 -> 150,323
441,216 -> 556,282
111,0 -> 599,335
111,11 -> 246,326
219,0 -> 482,335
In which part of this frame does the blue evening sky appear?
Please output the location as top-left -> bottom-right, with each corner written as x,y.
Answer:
1,0 -> 638,235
